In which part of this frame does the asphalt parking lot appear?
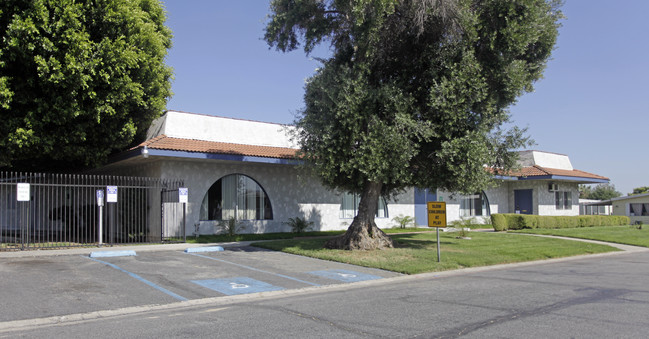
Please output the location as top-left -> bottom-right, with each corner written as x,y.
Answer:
0,244 -> 401,322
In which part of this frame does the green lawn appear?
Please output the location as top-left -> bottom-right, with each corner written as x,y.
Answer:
252,231 -> 617,274
510,225 -> 649,247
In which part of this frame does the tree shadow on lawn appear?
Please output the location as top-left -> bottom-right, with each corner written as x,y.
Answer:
391,233 -> 453,250
254,234 -> 452,252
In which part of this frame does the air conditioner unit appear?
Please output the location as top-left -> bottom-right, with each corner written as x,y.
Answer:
548,183 -> 558,192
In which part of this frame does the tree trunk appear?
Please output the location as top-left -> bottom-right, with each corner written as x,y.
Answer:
325,181 -> 395,250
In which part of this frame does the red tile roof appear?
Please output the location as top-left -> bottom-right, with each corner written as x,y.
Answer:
135,136 -> 608,181
137,135 -> 298,159
498,165 -> 608,181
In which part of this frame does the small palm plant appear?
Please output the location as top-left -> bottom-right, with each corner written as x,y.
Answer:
450,218 -> 474,239
217,217 -> 245,236
392,214 -> 415,229
283,217 -> 314,234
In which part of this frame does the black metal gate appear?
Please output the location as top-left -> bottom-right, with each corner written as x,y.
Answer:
0,172 -> 184,251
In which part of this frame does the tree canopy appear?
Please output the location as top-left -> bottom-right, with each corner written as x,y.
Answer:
630,186 -> 649,196
0,0 -> 172,171
265,0 -> 562,249
580,183 -> 622,200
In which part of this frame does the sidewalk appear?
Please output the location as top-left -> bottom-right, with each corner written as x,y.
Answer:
0,241 -> 255,259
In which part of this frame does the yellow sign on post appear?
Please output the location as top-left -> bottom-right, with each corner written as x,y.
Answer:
427,202 -> 447,227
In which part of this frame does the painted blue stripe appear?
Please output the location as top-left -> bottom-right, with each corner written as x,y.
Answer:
308,269 -> 383,283
86,256 -> 188,301
110,148 -> 301,165
185,246 -> 224,253
188,253 -> 320,287
493,175 -> 518,181
518,175 -> 608,183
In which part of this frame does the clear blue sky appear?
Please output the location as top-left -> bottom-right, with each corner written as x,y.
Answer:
162,1 -> 648,196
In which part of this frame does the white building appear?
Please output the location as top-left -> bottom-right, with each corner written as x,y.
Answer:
100,111 -> 609,234
581,194 -> 649,225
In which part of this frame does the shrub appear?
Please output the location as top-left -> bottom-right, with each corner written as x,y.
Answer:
392,214 -> 416,229
490,214 -> 631,230
449,218 -> 474,238
216,217 -> 245,236
491,214 -> 507,231
283,217 -> 314,234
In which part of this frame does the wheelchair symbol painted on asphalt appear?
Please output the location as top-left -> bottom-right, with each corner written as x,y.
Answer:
191,277 -> 284,295
230,282 -> 250,289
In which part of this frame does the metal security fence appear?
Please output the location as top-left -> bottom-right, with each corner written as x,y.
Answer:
0,172 -> 185,251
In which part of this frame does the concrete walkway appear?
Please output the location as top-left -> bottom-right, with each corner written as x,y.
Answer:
514,232 -> 649,252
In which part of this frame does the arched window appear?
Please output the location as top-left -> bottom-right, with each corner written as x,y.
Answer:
200,174 -> 273,221
339,193 -> 388,219
459,191 -> 490,218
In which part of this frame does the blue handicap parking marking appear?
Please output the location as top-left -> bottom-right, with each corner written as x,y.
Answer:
308,269 -> 383,283
191,277 -> 284,296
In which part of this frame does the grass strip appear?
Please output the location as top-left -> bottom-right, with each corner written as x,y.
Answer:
252,232 -> 617,275
510,225 -> 649,248
184,227 -> 434,244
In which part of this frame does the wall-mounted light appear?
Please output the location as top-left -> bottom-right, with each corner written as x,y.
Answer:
142,145 -> 149,158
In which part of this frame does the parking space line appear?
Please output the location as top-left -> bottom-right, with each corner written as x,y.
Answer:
187,253 -> 321,287
86,256 -> 188,302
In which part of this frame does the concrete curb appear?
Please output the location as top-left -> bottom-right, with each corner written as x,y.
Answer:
89,250 -> 137,258
184,246 -> 224,253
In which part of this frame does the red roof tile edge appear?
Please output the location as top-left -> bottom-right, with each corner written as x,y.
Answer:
493,165 -> 608,181
134,135 -> 298,159
133,136 -> 608,180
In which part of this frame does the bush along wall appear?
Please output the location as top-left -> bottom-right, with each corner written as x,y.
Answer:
490,214 -> 630,231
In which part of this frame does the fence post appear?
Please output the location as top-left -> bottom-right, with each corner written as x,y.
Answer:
17,182 -> 31,250
160,189 -> 164,242
183,202 -> 186,243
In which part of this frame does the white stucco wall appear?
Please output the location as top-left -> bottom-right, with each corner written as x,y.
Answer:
612,194 -> 649,225
118,158 -> 414,235
539,183 -> 579,216
517,150 -> 573,170
506,181 -> 579,216
432,180 -> 579,225
147,111 -> 298,148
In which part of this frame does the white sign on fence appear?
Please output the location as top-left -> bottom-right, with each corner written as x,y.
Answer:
179,187 -> 188,203
107,186 -> 118,203
17,183 -> 30,201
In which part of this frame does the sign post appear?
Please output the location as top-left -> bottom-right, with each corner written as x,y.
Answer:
179,188 -> 188,242
96,190 -> 104,245
106,186 -> 117,244
427,201 -> 447,262
16,183 -> 30,250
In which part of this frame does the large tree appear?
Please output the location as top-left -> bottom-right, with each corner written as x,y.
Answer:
265,0 -> 562,250
580,183 -> 621,200
0,0 -> 172,170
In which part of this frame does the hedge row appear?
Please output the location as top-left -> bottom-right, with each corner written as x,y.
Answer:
491,214 -> 630,231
